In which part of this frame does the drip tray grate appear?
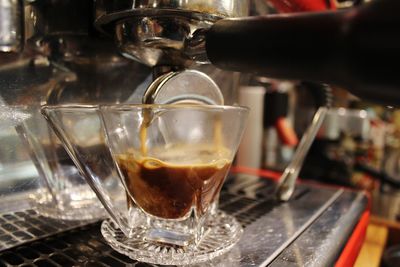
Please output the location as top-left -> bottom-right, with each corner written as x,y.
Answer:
0,174 -> 357,267
0,176 -> 281,266
0,193 -> 274,266
1,224 -> 154,267
0,209 -> 99,252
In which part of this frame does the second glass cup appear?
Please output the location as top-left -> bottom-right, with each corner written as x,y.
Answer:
42,104 -> 248,265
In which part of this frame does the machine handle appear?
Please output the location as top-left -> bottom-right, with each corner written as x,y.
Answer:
206,0 -> 400,105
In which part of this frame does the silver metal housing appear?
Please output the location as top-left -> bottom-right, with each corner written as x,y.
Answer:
95,0 -> 249,66
0,0 -> 23,52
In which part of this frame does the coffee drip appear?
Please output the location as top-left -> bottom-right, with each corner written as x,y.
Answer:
138,108 -> 224,158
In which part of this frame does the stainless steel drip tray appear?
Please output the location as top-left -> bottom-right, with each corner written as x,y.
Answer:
0,173 -> 368,267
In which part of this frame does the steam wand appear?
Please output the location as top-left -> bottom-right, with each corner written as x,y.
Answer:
276,106 -> 327,201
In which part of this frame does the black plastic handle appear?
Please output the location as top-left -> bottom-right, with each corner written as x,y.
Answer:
206,11 -> 345,79
206,0 -> 400,105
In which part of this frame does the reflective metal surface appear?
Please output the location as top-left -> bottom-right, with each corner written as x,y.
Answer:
276,107 -> 328,201
1,0 -> 153,107
0,174 -> 368,266
113,14 -> 211,67
0,209 -> 97,251
0,0 -> 22,52
95,0 -> 249,66
232,175 -> 342,266
271,189 -> 367,267
143,69 -> 224,104
96,0 -> 249,19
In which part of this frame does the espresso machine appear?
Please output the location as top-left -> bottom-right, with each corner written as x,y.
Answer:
0,0 -> 373,266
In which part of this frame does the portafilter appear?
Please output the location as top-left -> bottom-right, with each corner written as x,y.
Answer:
95,0 -> 250,68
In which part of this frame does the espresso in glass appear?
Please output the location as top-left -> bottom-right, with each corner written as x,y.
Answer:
42,104 -> 249,265
117,147 -> 231,220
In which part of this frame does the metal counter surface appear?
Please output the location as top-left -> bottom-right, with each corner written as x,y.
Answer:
0,173 -> 368,266
270,189 -> 367,266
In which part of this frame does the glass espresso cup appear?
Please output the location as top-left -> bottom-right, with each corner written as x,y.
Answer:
10,106 -> 106,220
42,104 -> 248,265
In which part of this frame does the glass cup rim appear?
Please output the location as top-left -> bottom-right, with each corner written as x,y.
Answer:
41,104 -> 249,113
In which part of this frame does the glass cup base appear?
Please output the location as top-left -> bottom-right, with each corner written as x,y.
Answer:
29,186 -> 107,221
101,210 -> 243,265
